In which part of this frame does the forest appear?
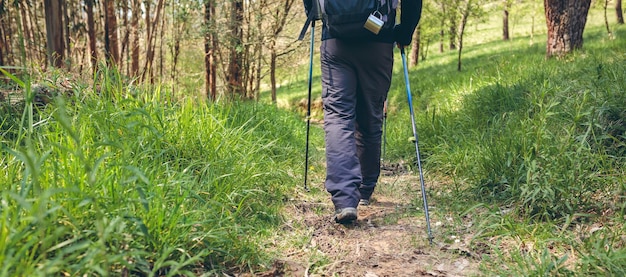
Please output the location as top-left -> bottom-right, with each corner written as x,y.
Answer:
0,0 -> 621,100
0,0 -> 625,276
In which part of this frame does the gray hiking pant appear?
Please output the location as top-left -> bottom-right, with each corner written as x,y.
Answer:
320,39 -> 394,209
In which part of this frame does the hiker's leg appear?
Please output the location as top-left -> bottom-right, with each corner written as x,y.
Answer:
354,42 -> 394,200
320,39 -> 361,210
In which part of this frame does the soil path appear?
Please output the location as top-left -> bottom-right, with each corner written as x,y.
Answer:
262,167 -> 483,277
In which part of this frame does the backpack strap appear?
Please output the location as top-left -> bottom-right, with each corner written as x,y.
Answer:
298,0 -> 322,41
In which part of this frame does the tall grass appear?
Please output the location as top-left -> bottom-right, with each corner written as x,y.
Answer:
389,24 -> 625,216
378,21 -> 625,275
0,67 -> 309,275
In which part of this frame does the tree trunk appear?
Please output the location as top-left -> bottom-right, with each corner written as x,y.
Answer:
21,2 -> 34,64
503,1 -> 510,40
131,0 -> 140,77
0,0 -> 16,65
410,25 -> 420,67
29,1 -> 46,64
228,0 -> 244,97
449,15 -> 457,50
171,7 -> 181,92
0,0 -> 7,66
120,0 -> 130,75
439,2 -> 445,53
605,0 -> 614,39
204,0 -> 216,101
270,39 -> 277,103
85,0 -> 97,72
104,0 -> 119,66
210,3 -> 217,100
544,0 -> 591,58
158,8 -> 166,80
457,0 -> 472,72
62,0 -> 70,69
44,0 -> 65,68
142,0 -> 164,83
617,0 -> 624,24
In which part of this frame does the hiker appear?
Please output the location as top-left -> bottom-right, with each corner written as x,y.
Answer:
302,0 -> 423,223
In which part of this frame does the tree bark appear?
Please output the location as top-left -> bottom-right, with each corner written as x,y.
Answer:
617,0 -> 624,24
449,15 -> 457,50
228,0 -> 244,97
439,1 -> 445,53
104,0 -> 120,66
544,0 -> 592,58
605,0 -> 614,39
410,25 -> 420,67
503,1 -> 510,40
120,0 -> 130,75
270,39 -> 277,103
204,0 -> 216,101
158,7 -> 166,80
22,2 -> 34,64
210,3 -> 217,100
62,0 -> 70,69
44,0 -> 65,68
0,0 -> 7,66
85,0 -> 97,72
131,0 -> 140,77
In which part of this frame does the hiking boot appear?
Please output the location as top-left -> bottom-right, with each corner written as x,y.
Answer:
334,207 -> 357,224
359,199 -> 370,206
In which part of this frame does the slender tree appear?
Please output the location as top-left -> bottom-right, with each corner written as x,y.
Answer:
170,2 -> 190,92
503,0 -> 511,40
449,8 -> 457,50
104,0 -> 120,65
439,1 -> 445,53
62,0 -> 70,69
131,0 -> 140,77
410,25 -> 421,67
85,0 -> 97,72
120,0 -> 130,74
457,0 -> 475,71
544,0 -> 592,58
617,0 -> 624,24
44,0 -> 66,68
227,0 -> 244,97
210,3 -> 217,99
0,0 -> 6,67
605,0 -> 614,39
142,0 -> 164,82
268,0 -> 296,103
204,0 -> 217,100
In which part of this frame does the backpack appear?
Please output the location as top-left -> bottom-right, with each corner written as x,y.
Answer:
299,0 -> 398,40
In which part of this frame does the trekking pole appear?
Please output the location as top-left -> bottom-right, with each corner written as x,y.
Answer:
400,46 -> 433,244
303,20 -> 316,192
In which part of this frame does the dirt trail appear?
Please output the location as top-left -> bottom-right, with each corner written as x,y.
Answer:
261,167 -> 482,277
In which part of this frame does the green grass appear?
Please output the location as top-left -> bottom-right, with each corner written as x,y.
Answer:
1,4 -> 625,276
0,67 -> 321,275
390,21 -> 625,277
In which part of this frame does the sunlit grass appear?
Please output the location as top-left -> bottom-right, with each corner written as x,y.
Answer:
0,66 -> 319,275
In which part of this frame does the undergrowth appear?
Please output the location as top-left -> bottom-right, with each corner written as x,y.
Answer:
0,67 -> 310,276
380,23 -> 625,275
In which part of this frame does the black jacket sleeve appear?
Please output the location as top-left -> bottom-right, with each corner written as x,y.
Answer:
394,0 -> 423,46
303,0 -> 312,15
303,0 -> 321,20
